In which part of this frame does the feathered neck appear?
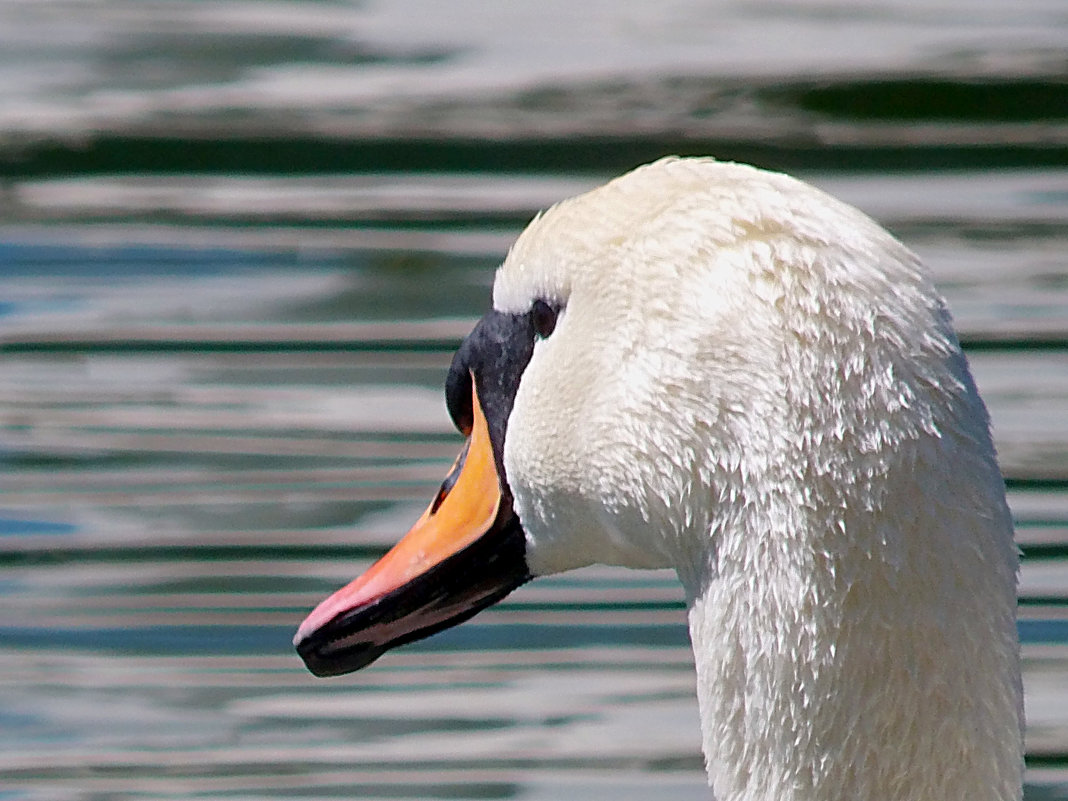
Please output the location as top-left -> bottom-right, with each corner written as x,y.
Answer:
677,281 -> 1023,801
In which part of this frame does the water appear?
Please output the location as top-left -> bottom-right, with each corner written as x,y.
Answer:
1,1 -> 1067,798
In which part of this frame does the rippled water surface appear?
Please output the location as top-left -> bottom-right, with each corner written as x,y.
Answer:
1,1 -> 1067,799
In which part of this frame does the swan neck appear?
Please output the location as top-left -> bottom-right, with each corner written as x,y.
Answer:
683,499 -> 1023,801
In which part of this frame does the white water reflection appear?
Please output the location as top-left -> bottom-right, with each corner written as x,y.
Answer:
1,0 -> 1066,139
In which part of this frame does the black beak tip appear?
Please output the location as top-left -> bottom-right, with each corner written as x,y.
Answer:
293,514 -> 530,680
294,628 -> 386,678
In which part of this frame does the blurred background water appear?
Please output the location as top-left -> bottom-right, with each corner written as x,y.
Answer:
1,1 -> 1067,799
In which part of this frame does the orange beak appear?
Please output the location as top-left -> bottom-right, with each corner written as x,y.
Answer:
295,376 -> 528,676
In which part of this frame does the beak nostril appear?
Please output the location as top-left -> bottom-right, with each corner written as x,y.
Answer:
430,439 -> 470,515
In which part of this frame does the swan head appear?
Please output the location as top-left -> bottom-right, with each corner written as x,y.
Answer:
295,157 -> 1023,800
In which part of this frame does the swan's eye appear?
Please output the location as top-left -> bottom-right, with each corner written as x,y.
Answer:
531,299 -> 559,339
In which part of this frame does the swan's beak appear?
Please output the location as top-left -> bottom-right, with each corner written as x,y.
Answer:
294,381 -> 529,677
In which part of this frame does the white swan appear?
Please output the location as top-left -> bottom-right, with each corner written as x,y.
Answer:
295,157 -> 1024,801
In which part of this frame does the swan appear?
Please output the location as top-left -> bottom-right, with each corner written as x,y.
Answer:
294,157 -> 1024,801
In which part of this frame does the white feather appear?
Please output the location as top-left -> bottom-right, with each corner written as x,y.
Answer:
495,157 -> 1023,801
